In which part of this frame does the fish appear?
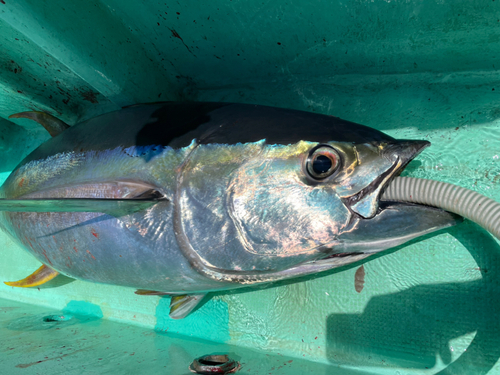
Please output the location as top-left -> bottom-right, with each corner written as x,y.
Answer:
0,102 -> 461,319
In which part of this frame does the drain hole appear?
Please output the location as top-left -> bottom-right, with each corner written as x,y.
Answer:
43,314 -> 73,322
198,355 -> 228,366
190,354 -> 240,374
199,359 -> 225,366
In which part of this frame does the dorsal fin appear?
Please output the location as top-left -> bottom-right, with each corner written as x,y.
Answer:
9,111 -> 70,137
4,264 -> 59,287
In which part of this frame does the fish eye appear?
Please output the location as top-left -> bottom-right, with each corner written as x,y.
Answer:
306,145 -> 341,180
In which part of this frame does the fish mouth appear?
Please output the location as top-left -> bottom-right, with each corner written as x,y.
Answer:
343,140 -> 430,219
316,201 -> 462,265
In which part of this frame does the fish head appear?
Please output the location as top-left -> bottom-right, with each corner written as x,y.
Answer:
175,104 -> 460,279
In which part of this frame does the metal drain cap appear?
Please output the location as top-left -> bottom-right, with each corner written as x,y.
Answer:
189,354 -> 240,374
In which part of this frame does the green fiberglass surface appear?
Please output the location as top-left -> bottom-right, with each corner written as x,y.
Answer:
1,298 -> 347,374
1,0 -> 500,374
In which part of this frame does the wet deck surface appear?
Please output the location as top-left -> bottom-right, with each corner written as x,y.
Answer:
0,298 -> 351,375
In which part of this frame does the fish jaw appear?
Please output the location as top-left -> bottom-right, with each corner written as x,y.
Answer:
317,201 -> 462,260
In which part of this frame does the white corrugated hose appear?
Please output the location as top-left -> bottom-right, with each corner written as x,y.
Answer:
383,177 -> 500,240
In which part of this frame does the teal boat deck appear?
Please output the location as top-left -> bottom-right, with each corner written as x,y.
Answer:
0,297 -> 344,375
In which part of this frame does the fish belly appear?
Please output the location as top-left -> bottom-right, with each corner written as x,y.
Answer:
1,209 -> 221,293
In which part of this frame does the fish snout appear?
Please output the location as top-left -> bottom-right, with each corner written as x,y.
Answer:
346,140 -> 430,219
382,140 -> 430,164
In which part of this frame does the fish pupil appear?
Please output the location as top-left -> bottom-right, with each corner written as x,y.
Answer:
313,155 -> 332,174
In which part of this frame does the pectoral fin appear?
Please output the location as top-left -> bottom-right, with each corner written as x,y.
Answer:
9,111 -> 70,137
169,294 -> 206,319
4,264 -> 59,288
0,197 -> 165,218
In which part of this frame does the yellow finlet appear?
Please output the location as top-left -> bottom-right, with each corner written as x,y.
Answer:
4,264 -> 59,288
169,294 -> 206,319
